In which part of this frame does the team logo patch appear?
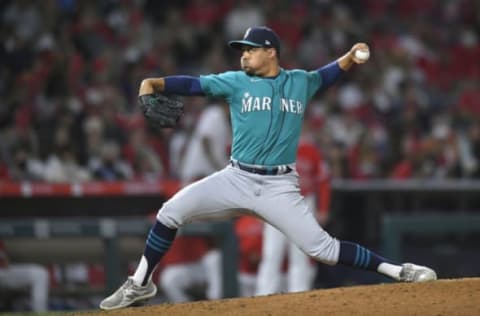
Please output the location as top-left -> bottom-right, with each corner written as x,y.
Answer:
243,28 -> 251,39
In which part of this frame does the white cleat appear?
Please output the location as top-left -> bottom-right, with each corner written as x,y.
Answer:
99,277 -> 157,310
399,263 -> 437,282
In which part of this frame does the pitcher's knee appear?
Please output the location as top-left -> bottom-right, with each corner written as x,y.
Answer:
156,204 -> 183,229
306,237 -> 340,266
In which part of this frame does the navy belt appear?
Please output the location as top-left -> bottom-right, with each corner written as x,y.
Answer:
230,160 -> 292,175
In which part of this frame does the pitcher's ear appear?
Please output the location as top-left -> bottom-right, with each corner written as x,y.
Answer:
266,47 -> 277,58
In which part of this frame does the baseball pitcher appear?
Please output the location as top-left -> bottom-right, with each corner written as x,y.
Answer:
100,26 -> 437,310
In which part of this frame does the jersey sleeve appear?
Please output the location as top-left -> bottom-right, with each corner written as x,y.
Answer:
305,70 -> 323,99
199,71 -> 237,98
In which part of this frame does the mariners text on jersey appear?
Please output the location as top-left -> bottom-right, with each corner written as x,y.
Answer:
241,92 -> 304,114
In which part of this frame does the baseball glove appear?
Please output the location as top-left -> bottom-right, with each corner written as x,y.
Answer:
138,93 -> 184,128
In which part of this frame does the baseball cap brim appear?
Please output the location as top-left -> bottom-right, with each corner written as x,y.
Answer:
228,40 -> 263,50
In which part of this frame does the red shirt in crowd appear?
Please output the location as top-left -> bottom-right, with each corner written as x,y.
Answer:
296,138 -> 331,215
234,216 -> 263,275
158,236 -> 212,269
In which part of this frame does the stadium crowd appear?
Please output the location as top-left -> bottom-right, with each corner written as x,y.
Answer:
0,0 -> 480,184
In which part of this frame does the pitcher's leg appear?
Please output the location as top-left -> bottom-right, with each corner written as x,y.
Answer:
101,169 -> 246,310
287,194 -> 317,292
258,193 -> 340,266
134,170 -> 243,287
255,223 -> 287,295
256,188 -> 436,283
158,169 -> 247,228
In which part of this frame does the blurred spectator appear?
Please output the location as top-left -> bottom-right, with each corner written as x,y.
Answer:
180,102 -> 231,185
0,240 -> 49,312
42,126 -> 91,183
390,134 -> 423,179
157,236 -> 222,303
89,141 -> 132,181
234,215 -> 265,297
6,144 -> 44,181
348,128 -> 384,179
168,114 -> 197,180
123,129 -> 165,181
457,80 -> 480,120
0,1 -> 479,183
463,120 -> 480,179
428,119 -> 461,178
235,215 -> 292,297
82,115 -> 105,164
224,1 -> 265,39
463,121 -> 480,178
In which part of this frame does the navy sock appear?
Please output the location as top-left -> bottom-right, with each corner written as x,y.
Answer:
142,220 -> 177,285
338,241 -> 393,271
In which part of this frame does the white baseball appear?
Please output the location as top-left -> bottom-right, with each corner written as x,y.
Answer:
355,49 -> 370,61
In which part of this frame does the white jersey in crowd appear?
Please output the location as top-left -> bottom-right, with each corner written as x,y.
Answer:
180,104 -> 230,183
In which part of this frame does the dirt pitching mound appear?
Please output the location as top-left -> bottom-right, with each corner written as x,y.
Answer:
78,278 -> 480,316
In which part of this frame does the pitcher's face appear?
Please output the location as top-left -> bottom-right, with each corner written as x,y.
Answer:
240,46 -> 274,76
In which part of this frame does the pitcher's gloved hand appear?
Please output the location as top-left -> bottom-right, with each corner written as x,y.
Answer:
138,93 -> 184,128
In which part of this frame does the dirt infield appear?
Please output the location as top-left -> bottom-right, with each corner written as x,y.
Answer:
77,278 -> 480,316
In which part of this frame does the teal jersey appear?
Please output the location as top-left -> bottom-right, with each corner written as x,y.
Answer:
199,69 -> 322,166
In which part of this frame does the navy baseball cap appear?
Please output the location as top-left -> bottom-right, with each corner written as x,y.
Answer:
228,26 -> 281,54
